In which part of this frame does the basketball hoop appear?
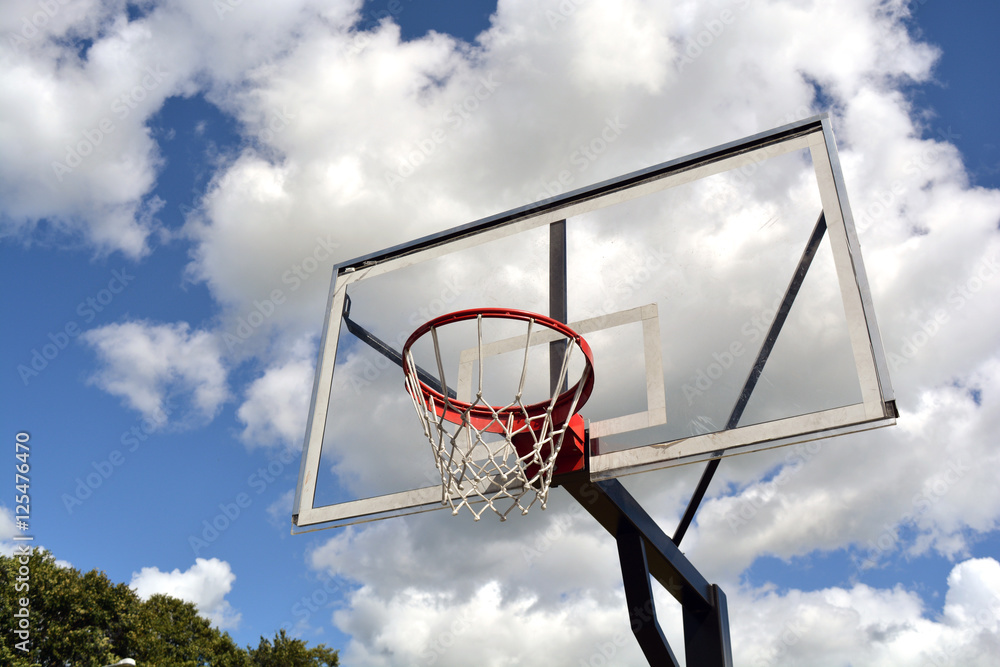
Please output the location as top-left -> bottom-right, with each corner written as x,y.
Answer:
402,308 -> 594,520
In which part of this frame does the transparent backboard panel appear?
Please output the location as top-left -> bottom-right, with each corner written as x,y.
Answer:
295,115 -> 896,529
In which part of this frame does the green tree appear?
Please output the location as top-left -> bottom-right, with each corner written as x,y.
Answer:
249,629 -> 339,667
1,547 -> 144,667
134,594 -> 249,667
1,548 -> 338,667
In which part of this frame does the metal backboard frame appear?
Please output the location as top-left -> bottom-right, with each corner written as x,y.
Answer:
293,113 -> 896,530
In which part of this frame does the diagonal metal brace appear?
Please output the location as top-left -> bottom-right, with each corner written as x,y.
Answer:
342,295 -> 456,399
672,212 -> 829,547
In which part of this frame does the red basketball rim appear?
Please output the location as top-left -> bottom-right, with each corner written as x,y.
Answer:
402,308 -> 595,434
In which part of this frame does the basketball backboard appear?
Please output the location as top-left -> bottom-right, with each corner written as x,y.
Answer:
293,114 -> 896,530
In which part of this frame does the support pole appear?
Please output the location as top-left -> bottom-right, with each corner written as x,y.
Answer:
562,477 -> 734,667
683,584 -> 733,667
550,220 -> 568,394
617,520 -> 681,667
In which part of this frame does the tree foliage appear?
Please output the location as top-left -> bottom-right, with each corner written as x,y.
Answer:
249,629 -> 340,667
1,548 -> 338,667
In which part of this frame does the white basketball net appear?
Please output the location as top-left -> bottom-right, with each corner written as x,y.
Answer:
403,314 -> 590,521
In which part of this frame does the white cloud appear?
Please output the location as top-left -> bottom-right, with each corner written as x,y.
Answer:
943,558 -> 1000,631
237,339 -> 314,449
314,514 -> 1000,666
0,0 -> 358,257
730,558 -> 1000,667
82,320 -> 229,425
130,557 -> 241,629
1,4 -> 176,257
334,581 -> 645,667
309,509 -> 624,605
266,489 -> 296,526
0,505 -> 22,557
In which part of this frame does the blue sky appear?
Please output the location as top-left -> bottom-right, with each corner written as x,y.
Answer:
3,1 -> 1000,664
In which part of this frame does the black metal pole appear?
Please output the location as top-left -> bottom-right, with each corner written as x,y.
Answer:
562,477 -> 734,667
617,519 -> 681,667
550,220 -> 568,394
683,584 -> 733,667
